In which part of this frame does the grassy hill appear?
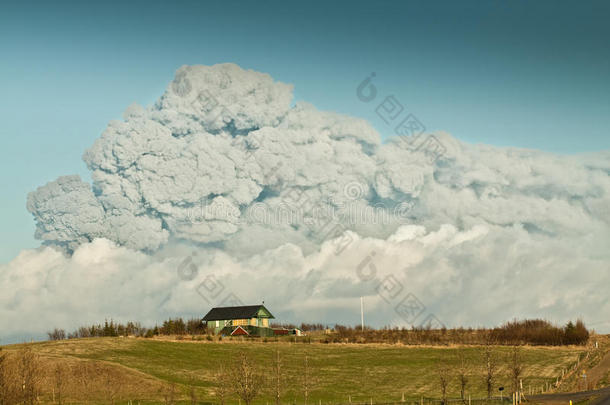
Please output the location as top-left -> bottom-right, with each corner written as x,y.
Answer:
0,337 -> 594,404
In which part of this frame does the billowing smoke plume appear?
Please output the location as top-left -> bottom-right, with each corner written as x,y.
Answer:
28,64 -> 386,254
6,63 -> 610,341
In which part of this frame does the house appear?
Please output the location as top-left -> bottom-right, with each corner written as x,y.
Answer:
272,327 -> 305,336
202,304 -> 275,337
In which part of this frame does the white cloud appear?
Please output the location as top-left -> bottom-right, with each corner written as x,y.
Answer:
10,63 -> 610,341
2,221 -> 609,343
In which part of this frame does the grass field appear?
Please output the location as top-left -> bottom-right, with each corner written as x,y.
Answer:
1,337 -> 591,404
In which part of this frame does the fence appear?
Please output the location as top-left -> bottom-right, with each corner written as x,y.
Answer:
326,397 -> 511,405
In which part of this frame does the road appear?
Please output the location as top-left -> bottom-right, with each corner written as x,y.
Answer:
529,386 -> 610,405
529,346 -> 610,405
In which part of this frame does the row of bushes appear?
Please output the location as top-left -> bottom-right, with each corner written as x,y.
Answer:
270,322 -> 327,332
491,319 -> 589,345
49,319 -> 333,341
49,318 -> 590,346
48,318 -> 207,340
328,319 -> 589,346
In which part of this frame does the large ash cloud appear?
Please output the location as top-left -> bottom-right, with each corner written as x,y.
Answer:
11,63 -> 610,339
27,63 -> 610,256
28,64 -> 385,253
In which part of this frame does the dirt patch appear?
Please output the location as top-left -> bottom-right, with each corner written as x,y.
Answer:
1,347 -> 173,403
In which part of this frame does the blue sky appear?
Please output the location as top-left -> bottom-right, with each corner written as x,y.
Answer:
1,0 -> 609,263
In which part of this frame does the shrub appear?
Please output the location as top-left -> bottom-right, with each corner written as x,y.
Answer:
47,328 -> 66,341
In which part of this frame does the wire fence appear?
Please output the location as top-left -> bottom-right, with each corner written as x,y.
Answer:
310,397 -> 512,405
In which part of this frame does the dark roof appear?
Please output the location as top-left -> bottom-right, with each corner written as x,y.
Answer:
202,305 -> 274,321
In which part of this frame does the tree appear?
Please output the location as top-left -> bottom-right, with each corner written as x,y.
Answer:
47,329 -> 66,341
564,320 -> 589,345
213,364 -> 232,405
103,367 -> 123,405
483,336 -> 497,400
74,361 -> 92,400
271,348 -> 284,405
0,348 -> 10,405
437,360 -> 451,405
509,346 -> 524,397
54,363 -> 67,405
456,350 -> 469,405
188,383 -> 197,405
18,345 -> 40,405
301,353 -> 318,405
231,353 -> 264,405
162,383 -> 176,405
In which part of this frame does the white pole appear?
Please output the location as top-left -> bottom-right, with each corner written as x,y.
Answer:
360,297 -> 364,332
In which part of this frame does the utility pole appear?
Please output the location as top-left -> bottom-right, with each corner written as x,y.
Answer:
360,297 -> 364,332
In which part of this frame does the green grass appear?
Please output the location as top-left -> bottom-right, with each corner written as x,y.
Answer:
4,337 -> 586,404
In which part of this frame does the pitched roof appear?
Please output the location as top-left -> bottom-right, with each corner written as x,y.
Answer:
202,305 -> 274,321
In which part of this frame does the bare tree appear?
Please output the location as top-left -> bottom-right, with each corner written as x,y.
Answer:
271,348 -> 284,405
104,368 -> 122,405
162,383 -> 176,405
213,364 -> 232,405
509,346 -> 524,398
302,353 -> 318,405
53,363 -> 67,405
437,360 -> 451,405
231,352 -> 264,405
483,337 -> 497,400
18,345 -> 40,405
0,348 -> 10,405
47,329 -> 66,341
456,350 -> 469,405
189,384 -> 197,405
74,361 -> 92,400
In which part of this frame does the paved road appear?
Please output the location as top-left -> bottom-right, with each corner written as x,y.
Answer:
529,386 -> 610,405
595,394 -> 610,405
529,347 -> 610,405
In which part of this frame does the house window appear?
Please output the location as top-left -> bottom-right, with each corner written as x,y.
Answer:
215,320 -> 219,327
250,318 -> 257,326
262,318 -> 269,327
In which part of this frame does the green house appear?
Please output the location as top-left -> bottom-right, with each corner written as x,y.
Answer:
202,304 -> 275,337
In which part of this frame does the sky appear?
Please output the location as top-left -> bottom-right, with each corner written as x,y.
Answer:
1,1 -> 609,262
1,1 -> 610,341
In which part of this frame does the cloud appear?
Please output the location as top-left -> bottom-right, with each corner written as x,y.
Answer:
10,63 -> 610,340
2,222 -> 609,342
